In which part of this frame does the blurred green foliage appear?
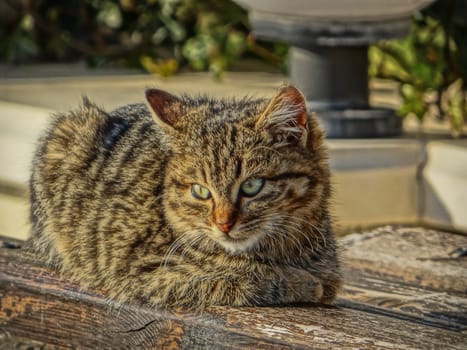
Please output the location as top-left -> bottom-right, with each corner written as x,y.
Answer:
369,1 -> 466,136
0,0 -> 286,78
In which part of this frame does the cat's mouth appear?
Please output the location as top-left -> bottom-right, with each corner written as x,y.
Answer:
213,229 -> 264,255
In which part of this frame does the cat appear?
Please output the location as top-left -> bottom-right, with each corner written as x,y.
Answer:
27,85 -> 341,309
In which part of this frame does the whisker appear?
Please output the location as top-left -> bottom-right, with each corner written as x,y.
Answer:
180,232 -> 205,259
288,215 -> 327,248
258,212 -> 326,255
161,228 -> 204,267
267,221 -> 310,257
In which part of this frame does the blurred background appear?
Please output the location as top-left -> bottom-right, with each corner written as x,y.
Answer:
1,0 -> 466,135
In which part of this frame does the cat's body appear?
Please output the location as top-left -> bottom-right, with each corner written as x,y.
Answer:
28,86 -> 341,308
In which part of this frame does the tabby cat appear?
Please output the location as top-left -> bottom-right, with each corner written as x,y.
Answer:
28,85 -> 341,308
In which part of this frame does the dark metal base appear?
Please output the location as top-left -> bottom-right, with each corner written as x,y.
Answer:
290,46 -> 369,111
316,108 -> 402,138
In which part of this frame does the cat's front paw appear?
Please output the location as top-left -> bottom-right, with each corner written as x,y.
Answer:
277,268 -> 323,304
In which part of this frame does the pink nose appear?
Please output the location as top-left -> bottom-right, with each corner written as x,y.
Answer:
217,221 -> 235,234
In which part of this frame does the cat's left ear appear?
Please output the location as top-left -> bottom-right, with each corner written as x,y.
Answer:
255,85 -> 308,148
145,88 -> 184,130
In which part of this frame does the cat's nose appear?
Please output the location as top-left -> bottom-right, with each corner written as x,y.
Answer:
216,220 -> 235,234
214,206 -> 237,234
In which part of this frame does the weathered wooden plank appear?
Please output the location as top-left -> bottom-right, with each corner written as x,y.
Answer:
340,226 -> 467,292
1,231 -> 466,350
1,249 -> 290,350
1,270 -> 465,350
340,226 -> 467,331
0,335 -> 61,350
339,270 -> 466,330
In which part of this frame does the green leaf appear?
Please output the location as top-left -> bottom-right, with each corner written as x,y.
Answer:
225,31 -> 246,59
97,1 -> 122,29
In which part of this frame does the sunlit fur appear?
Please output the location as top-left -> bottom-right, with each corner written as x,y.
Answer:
28,86 -> 341,309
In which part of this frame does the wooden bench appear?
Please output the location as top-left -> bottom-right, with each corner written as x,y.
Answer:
1,226 -> 466,349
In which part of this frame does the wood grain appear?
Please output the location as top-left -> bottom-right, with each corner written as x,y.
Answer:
340,226 -> 467,332
1,227 -> 466,349
341,226 -> 467,292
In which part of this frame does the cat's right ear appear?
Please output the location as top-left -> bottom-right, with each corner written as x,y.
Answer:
145,88 -> 184,130
255,85 -> 308,148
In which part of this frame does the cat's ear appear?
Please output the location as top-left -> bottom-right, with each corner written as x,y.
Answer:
145,88 -> 184,129
255,85 -> 308,148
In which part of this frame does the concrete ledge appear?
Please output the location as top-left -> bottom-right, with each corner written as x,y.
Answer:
0,72 -> 281,112
0,193 -> 29,240
423,140 -> 467,232
328,140 -> 422,229
0,101 -> 51,185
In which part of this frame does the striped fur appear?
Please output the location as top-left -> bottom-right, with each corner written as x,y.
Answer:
28,86 -> 341,308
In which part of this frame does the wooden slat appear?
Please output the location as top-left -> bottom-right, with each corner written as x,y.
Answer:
1,228 -> 466,349
341,226 -> 467,292
339,270 -> 466,330
340,226 -> 467,331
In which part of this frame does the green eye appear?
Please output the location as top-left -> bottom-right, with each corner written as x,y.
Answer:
240,178 -> 265,197
191,184 -> 211,200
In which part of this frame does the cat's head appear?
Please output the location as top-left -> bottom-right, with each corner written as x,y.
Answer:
146,86 -> 329,256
